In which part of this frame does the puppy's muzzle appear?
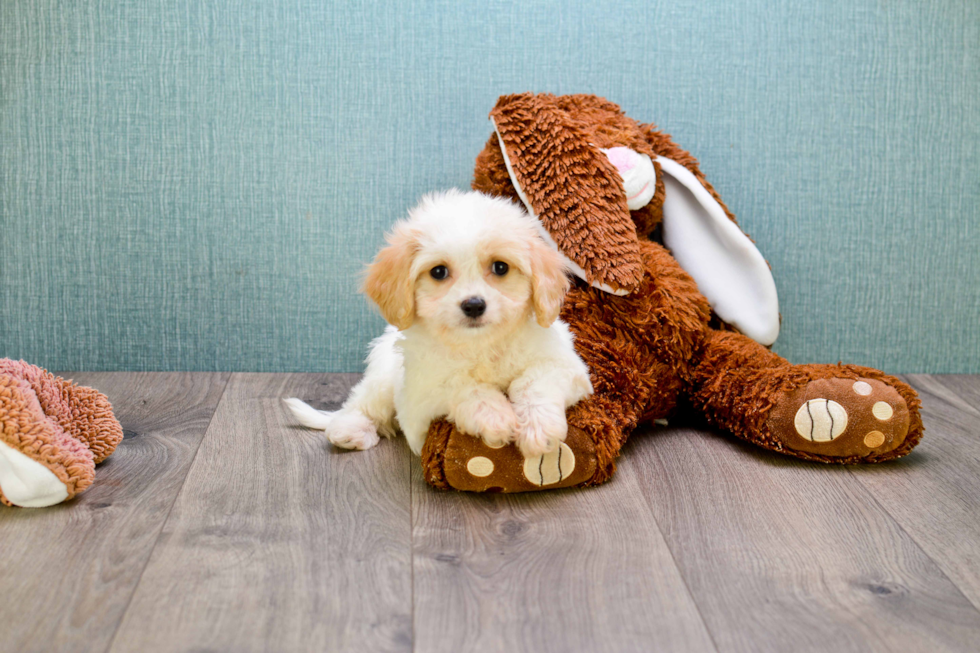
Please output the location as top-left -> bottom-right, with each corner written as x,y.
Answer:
460,296 -> 487,318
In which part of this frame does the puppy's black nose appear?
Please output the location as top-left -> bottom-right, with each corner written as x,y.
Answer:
460,296 -> 487,318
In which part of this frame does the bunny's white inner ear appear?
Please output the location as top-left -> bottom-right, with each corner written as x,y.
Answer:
656,156 -> 780,345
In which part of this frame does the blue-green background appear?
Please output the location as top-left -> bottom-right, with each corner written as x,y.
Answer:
2,0 -> 978,373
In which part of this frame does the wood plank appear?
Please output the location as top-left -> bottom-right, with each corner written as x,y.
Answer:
412,434 -> 717,653
0,372 -> 229,653
848,375 -> 980,611
628,420 -> 980,653
107,373 -> 413,653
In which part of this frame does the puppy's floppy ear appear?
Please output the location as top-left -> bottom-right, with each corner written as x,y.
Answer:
362,224 -> 418,330
529,235 -> 570,327
490,93 -> 643,295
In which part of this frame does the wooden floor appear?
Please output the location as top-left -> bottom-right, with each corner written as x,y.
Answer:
2,374 -> 980,652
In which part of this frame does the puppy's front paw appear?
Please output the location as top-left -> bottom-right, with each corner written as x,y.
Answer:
326,412 -> 380,450
454,396 -> 517,448
515,401 -> 568,457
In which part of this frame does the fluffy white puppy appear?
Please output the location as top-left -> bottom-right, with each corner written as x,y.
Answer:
285,189 -> 593,457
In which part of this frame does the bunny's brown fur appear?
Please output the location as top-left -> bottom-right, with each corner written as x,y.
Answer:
421,93 -> 923,491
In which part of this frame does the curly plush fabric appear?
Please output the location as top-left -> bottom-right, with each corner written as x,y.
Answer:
0,360 -> 123,506
491,94 -> 645,293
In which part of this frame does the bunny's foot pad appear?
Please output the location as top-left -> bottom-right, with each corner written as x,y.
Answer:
441,426 -> 596,492
768,377 -> 911,461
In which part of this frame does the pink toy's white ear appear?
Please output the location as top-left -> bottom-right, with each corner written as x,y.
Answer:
0,438 -> 71,507
656,156 -> 780,346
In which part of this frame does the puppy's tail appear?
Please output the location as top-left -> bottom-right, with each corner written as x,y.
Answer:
283,397 -> 336,430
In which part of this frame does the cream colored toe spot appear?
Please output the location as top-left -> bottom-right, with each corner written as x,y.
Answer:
484,440 -> 506,449
872,402 -> 894,421
864,431 -> 886,448
523,442 -> 575,486
794,399 -> 848,442
466,456 -> 494,477
852,381 -> 873,396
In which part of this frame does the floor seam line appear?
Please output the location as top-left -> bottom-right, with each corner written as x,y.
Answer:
847,464 -> 980,615
850,375 -> 980,615
101,371 -> 233,653
627,431 -> 723,653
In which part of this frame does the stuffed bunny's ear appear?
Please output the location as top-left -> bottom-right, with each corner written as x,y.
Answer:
656,156 -> 780,346
490,94 -> 644,295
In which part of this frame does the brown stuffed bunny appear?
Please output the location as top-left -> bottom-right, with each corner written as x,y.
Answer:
420,93 -> 923,492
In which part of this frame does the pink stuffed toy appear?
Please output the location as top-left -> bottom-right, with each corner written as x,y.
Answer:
0,359 -> 122,507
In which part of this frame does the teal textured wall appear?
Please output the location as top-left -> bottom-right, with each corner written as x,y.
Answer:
1,0 -> 978,373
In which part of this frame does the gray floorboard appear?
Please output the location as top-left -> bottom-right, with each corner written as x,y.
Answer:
106,373 -> 413,653
3,373 -> 980,652
849,374 -> 980,611
411,450 -> 717,653
0,372 -> 228,653
628,418 -> 980,653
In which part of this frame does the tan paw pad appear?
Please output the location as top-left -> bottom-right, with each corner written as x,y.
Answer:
872,402 -> 894,421
794,399 -> 848,442
523,442 -> 575,486
852,381 -> 873,396
864,431 -> 886,448
466,456 -> 495,477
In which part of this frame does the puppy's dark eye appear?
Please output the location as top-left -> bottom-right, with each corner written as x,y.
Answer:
430,265 -> 449,280
491,261 -> 509,276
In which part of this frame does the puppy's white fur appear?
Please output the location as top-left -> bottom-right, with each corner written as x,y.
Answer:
285,190 -> 593,457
